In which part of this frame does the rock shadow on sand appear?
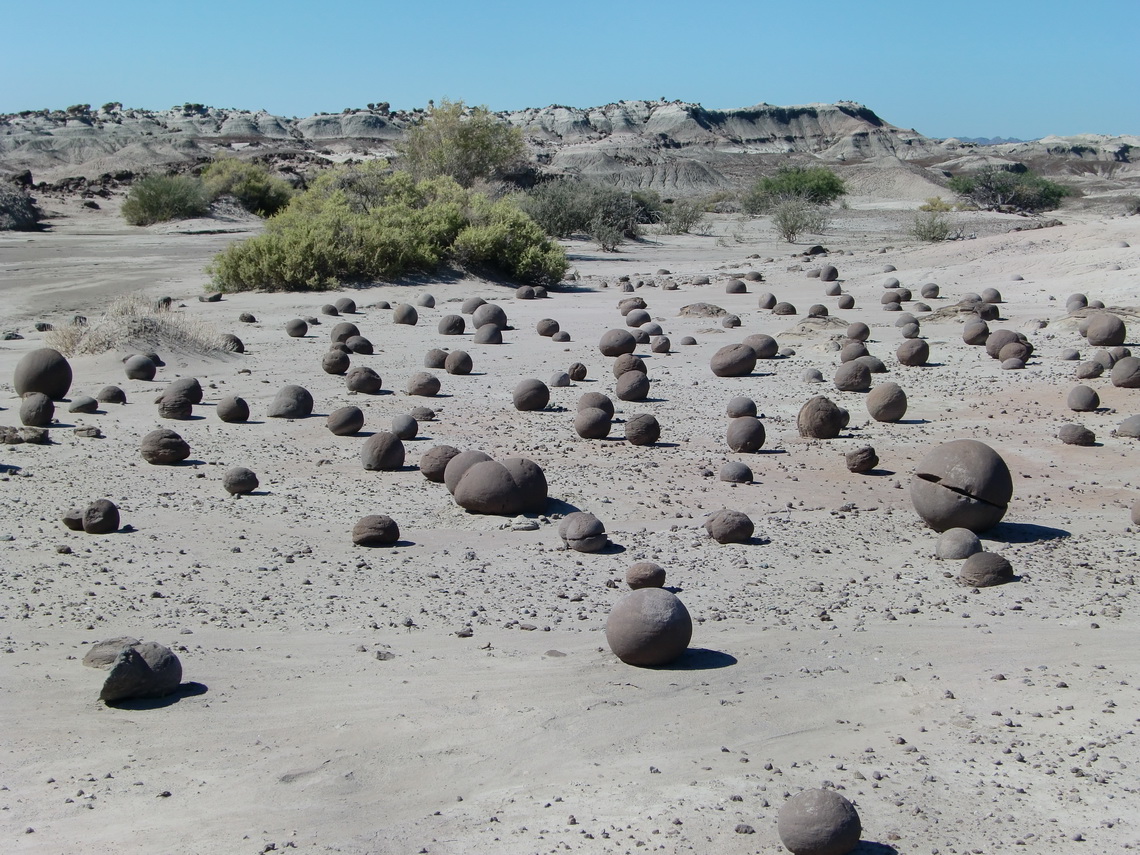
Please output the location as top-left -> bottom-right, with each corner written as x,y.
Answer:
106,681 -> 208,710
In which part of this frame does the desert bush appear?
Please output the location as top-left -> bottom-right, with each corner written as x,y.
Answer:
398,98 -> 526,188
202,158 -> 294,216
743,165 -> 846,214
771,198 -> 829,243
947,166 -> 1072,213
515,179 -> 656,250
0,185 -> 44,230
910,211 -> 954,242
45,295 -> 226,356
701,190 -> 740,213
121,174 -> 209,225
918,196 -> 954,212
657,200 -> 706,234
209,163 -> 565,291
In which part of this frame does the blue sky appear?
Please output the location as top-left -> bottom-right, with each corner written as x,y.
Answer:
3,0 -> 1136,140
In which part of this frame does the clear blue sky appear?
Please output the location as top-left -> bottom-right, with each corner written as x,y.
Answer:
3,0 -> 1136,140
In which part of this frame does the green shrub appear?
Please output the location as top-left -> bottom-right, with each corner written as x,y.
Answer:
771,198 -> 829,243
398,98 -> 526,188
910,211 -> 954,242
202,158 -> 294,216
918,196 -> 954,212
743,165 -> 846,214
121,174 -> 209,225
947,166 -> 1072,213
657,200 -> 706,234
515,179 -> 655,249
208,164 -> 565,292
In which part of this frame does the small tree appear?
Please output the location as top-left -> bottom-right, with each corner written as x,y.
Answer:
121,175 -> 209,225
771,198 -> 828,243
202,158 -> 294,217
743,165 -> 846,214
910,211 -> 953,242
398,98 -> 526,188
947,166 -> 1072,213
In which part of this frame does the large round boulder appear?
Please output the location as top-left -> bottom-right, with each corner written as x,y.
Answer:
453,457 -> 548,515
13,348 -> 72,400
797,396 -> 846,439
82,499 -> 120,534
438,315 -> 465,335
960,552 -> 1014,587
216,396 -> 250,423
328,406 -> 365,436
19,392 -> 54,427
625,413 -> 660,446
361,432 -> 405,471
472,303 -> 508,330
420,445 -> 460,483
98,642 -> 183,703
936,528 -> 983,560
896,338 -> 930,366
866,382 -> 907,422
445,350 -> 473,375
911,439 -> 1012,532
407,372 -> 441,397
1067,385 -> 1100,412
352,515 -> 400,547
443,450 -> 493,494
605,588 -> 692,667
322,350 -> 351,375
711,344 -> 757,377
559,512 -> 608,552
268,385 -> 314,418
392,304 -> 418,325
1086,313 -> 1126,347
626,561 -> 666,589
124,354 -> 157,381
575,407 -> 612,439
599,329 -> 637,357
726,396 -> 757,418
140,429 -> 190,465
615,371 -> 650,402
1111,356 -> 1140,388
777,789 -> 861,855
726,416 -> 765,452
743,333 -> 779,359
472,323 -> 503,344
222,467 -> 259,495
513,379 -> 550,411
704,509 -> 754,543
833,361 -> 871,392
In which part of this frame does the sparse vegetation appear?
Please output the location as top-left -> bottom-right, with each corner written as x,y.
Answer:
656,200 -> 706,235
947,166 -> 1073,213
918,196 -> 954,212
743,165 -> 847,214
398,98 -> 526,188
209,161 -> 566,292
121,174 -> 209,225
515,179 -> 658,250
45,295 -> 226,356
771,198 -> 829,243
202,158 -> 294,216
910,210 -> 955,242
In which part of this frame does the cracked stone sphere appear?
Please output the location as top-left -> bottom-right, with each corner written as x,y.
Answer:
559,512 -> 608,552
626,561 -> 667,589
352,515 -> 400,547
960,552 -> 1014,587
704,509 -> 754,544
911,439 -> 1012,532
222,467 -> 259,496
568,362 -> 588,382
216,396 -> 250,423
14,348 -> 73,400
605,588 -> 692,666
777,788 -> 861,855
936,527 -> 983,560
625,413 -> 660,446
420,445 -> 460,483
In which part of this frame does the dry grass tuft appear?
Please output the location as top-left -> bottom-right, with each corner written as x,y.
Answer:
46,296 -> 229,357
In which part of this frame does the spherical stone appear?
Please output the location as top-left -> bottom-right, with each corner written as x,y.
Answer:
773,301 -> 797,316
710,343 -> 757,378
1001,358 -> 1025,370
833,361 -> 872,392
420,445 -> 460,482
615,371 -> 650,402
352,515 -> 400,547
443,450 -> 493,494
472,323 -> 503,344
1067,293 -> 1088,311
626,561 -> 666,589
599,329 -> 637,357
679,336 -> 697,346
1110,346 -> 1132,361
618,297 -> 647,316
803,368 -> 824,383
327,406 -> 365,436
741,334 -> 778,360
899,323 -> 921,339
345,366 -> 383,394
807,268 -> 821,279
461,296 -> 487,314
161,378 -> 202,406
20,392 -> 54,427
268,384 -> 314,419
513,379 -> 550,411
515,285 -> 535,300
845,322 -> 870,343
719,461 -> 753,483
1118,415 -> 1140,438
726,396 -> 757,418
704,509 -> 754,544
320,303 -> 339,316
220,466 -> 259,496
472,303 -> 508,330
896,338 -> 930,367
552,331 -> 571,342
559,512 -> 608,552
361,431 -> 405,471
983,329 -> 1019,360
883,302 -> 902,312
550,370 -> 571,388
914,302 -> 932,313
960,552 -> 1014,587
442,350 -> 472,376
1075,360 -> 1104,380
726,416 -> 765,452
96,385 -> 126,405
345,335 -> 373,355
866,382 -> 907,423
893,312 -> 916,328
798,396 -> 846,439
574,407 -> 612,439
239,311 -> 257,322
837,294 -> 855,310
372,300 -> 390,310
998,341 -> 1032,363
13,348 -> 72,400
642,322 -> 663,337
330,322 -> 360,343
605,588 -> 692,666
453,458 -> 548,515
921,283 -> 940,299
62,508 -> 85,531
1060,348 -> 1080,361
651,335 -> 670,353
743,270 -> 762,282
68,395 -> 99,414
1059,423 -> 1096,446
157,393 -> 193,420
625,308 -> 652,328
911,439 -> 1012,533
140,428 -> 190,465
840,342 -> 868,363
725,278 -> 747,294
220,333 -> 244,353
883,276 -> 900,288
407,372 -> 441,397
536,318 -> 559,337
777,788 -> 861,855
392,304 -> 418,325
124,354 -> 157,381
981,287 -> 1003,304
334,297 -> 357,314
566,362 -> 588,383
807,304 -> 829,318
935,527 -> 983,560
417,293 -> 436,308
757,292 -> 777,309
856,355 -> 888,375
613,353 -> 647,379
819,264 -> 838,282
1092,349 -> 1116,370
1110,356 -> 1140,388
438,314 -> 465,335
824,282 -> 842,297
215,395 -> 249,423
578,392 -> 615,418
1067,385 -> 1100,412
98,641 -> 182,703
285,318 -> 308,337
418,348 -> 447,371
625,413 -> 660,446
81,499 -> 120,534
846,445 -> 879,473
321,349 -> 350,375
881,291 -> 902,305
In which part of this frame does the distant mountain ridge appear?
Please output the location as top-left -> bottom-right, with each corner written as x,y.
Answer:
952,136 -> 1032,146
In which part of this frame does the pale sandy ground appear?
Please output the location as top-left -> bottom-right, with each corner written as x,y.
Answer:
1,196 -> 1139,855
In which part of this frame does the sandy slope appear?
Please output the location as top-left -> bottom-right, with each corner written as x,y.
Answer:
1,200 -> 1139,854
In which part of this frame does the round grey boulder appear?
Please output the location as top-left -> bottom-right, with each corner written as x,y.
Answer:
599,329 -> 637,357
626,561 -> 666,589
1059,423 -> 1096,446
407,372 -> 441,397
705,509 -> 754,544
1067,385 -> 1100,412
392,414 -> 419,440
743,333 -> 779,359
438,314 -> 465,335
896,338 -> 930,366
911,439 -> 1012,532
719,461 -> 753,483
605,588 -> 692,666
445,350 -> 473,375
334,297 -> 357,314
559,512 -> 608,552
625,413 -> 660,446
124,354 -> 157,381
1086,313 -> 1126,347
268,384 -> 314,418
568,362 -> 588,382
420,445 -> 460,483
726,396 -> 757,418
140,429 -> 190,465
615,371 -> 650,402
936,528 -> 982,560
352,515 -> 400,547
96,385 -> 127,404
866,382 -> 907,422
833,361 -> 871,392
960,552 -> 1014,587
578,392 -> 615,418
711,343 -> 757,377
13,348 -> 73,400
285,318 -> 308,337
472,303 -> 507,330
574,407 -> 612,439
327,406 -> 365,436
443,450 -> 493,494
222,467 -> 259,495
322,350 -> 350,375
330,322 -> 360,343
216,396 -> 250,423
536,318 -> 560,337
846,322 -> 870,342
392,304 -> 418,325
69,395 -> 99,414
20,392 -> 54,427
845,446 -> 879,473
472,323 -> 503,344
82,499 -> 120,534
777,788 -> 861,855
798,396 -> 846,439
513,379 -> 550,411
726,416 -> 765,452
361,431 -> 405,471
1111,356 -> 1140,388
1117,415 -> 1140,438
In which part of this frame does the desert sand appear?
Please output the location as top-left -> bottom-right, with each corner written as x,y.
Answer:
1,190 -> 1139,855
